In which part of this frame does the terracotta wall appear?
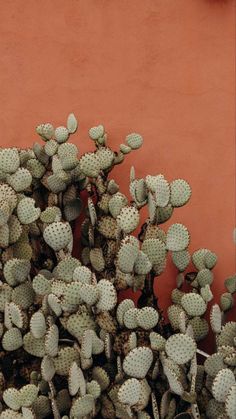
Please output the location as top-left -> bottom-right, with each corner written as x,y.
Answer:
0,0 -> 235,332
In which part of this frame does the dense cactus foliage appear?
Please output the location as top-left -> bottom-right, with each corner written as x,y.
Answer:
0,114 -> 235,419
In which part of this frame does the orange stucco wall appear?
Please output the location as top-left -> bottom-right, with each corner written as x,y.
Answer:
0,0 -> 235,337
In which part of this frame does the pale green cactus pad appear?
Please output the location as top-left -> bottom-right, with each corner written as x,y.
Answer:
224,274 -> 236,294
150,332 -> 166,351
117,205 -> 140,233
137,307 -> 159,330
41,355 -> 56,382
2,328 -> 23,351
68,362 -> 85,397
116,299 -> 135,326
45,324 -> 59,357
217,322 -> 236,347
19,384 -> 38,408
92,366 -> 110,391
166,223 -> 190,252
181,293 -> 207,317
172,249 -> 191,272
212,368 -> 236,402
17,197 -> 41,225
118,378 -> 141,406
188,316 -> 209,341
43,221 -> 73,251
0,148 -> 20,174
86,380 -> 101,399
8,302 -> 24,329
210,303 -> 222,334
7,168 -> 32,192
126,133 -> 143,150
201,284 -> 213,303
142,238 -> 166,268
79,152 -> 101,177
3,388 -> 21,411
53,347 -> 80,376
123,347 -> 153,379
225,384 -> 236,419
204,353 -> 226,377
30,311 -> 47,339
170,179 -> 191,208
23,332 -> 45,357
165,333 -> 197,364
70,394 -> 95,418
220,292 -> 234,311
89,125 -> 105,140
154,175 -> 170,208
67,113 -> 78,134
55,126 -> 69,144
163,362 -> 184,396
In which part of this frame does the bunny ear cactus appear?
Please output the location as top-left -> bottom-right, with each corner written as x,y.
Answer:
0,113 -> 235,419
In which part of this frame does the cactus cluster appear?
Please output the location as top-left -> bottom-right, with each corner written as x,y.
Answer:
0,114 -> 235,419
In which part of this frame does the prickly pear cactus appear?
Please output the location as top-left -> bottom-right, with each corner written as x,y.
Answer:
0,114 -> 235,419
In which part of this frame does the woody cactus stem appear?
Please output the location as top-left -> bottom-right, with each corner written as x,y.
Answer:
137,272 -> 164,324
49,381 -> 61,419
137,273 -> 155,308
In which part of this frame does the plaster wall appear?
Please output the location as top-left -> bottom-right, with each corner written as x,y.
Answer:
0,0 -> 235,342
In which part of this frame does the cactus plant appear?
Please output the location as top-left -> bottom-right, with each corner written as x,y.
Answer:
0,113 -> 235,418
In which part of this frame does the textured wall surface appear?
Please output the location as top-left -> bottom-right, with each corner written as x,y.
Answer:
0,1 -> 235,332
